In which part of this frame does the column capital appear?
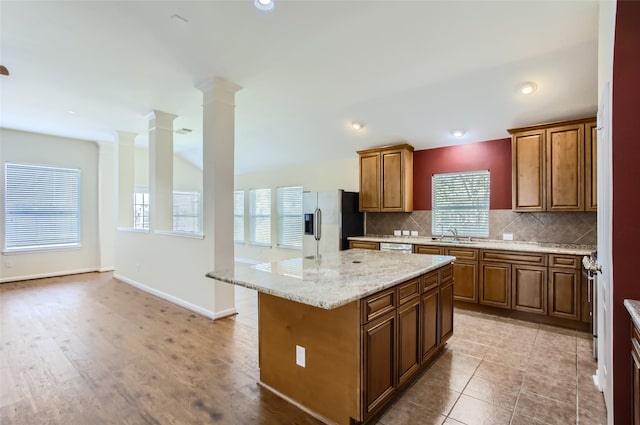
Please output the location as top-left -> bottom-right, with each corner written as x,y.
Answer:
196,77 -> 242,106
145,110 -> 178,132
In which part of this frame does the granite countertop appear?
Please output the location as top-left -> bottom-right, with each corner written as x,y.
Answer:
625,300 -> 640,330
206,249 -> 455,310
348,235 -> 596,256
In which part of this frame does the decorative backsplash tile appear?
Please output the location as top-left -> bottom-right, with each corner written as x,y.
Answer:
366,209 -> 597,245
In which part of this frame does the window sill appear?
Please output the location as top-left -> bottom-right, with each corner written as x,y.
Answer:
248,242 -> 273,248
277,245 -> 303,251
154,230 -> 204,240
2,244 -> 82,255
117,227 -> 150,233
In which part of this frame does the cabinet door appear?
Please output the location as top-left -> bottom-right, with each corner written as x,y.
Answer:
479,262 -> 511,309
349,241 -> 380,251
512,130 -> 545,211
397,298 -> 420,387
421,287 -> 439,363
362,312 -> 396,418
359,152 -> 380,212
512,265 -> 547,315
585,120 -> 598,211
381,150 -> 404,211
546,124 -> 584,211
440,280 -> 454,343
549,268 -> 580,320
414,245 -> 444,255
452,261 -> 478,303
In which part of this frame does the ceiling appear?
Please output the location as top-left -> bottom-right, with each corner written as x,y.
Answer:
0,0 -> 599,175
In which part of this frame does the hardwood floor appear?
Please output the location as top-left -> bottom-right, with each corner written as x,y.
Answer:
0,273 -> 321,425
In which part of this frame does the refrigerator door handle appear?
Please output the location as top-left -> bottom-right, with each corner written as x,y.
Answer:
314,208 -> 322,241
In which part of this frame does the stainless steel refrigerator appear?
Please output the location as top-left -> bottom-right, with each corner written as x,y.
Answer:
303,190 -> 364,258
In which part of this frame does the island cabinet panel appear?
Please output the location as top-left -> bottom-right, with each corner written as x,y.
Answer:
546,124 -> 584,211
479,262 -> 511,309
349,240 -> 380,250
549,268 -> 581,320
362,311 -> 396,419
397,298 -> 421,387
362,288 -> 396,323
421,287 -> 439,363
512,265 -> 548,315
258,293 -> 361,425
440,278 -> 454,343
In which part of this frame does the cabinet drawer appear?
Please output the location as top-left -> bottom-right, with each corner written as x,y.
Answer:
362,288 -> 396,324
422,272 -> 438,292
549,254 -> 580,269
349,241 -> 380,250
445,247 -> 478,261
480,250 -> 547,266
440,264 -> 454,283
414,245 -> 444,255
398,278 -> 420,305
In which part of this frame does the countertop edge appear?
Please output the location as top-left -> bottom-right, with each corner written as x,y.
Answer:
624,299 -> 640,330
206,256 -> 455,310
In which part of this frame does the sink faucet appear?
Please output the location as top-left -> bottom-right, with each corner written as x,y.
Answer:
448,227 -> 458,241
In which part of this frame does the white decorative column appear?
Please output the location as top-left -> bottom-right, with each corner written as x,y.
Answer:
116,131 -> 136,228
146,110 -> 177,232
98,141 -> 116,271
197,77 -> 242,316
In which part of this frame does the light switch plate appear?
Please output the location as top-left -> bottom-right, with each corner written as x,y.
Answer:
394,230 -> 401,236
410,231 -> 418,237
503,233 -> 514,241
296,345 -> 306,368
402,230 -> 410,236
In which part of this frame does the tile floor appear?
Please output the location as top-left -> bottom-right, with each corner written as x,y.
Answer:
236,286 -> 607,425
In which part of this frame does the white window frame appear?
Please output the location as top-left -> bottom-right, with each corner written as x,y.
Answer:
133,189 -> 202,233
173,191 -> 201,233
234,190 -> 245,243
432,170 -> 490,238
249,188 -> 272,246
4,163 -> 81,253
134,190 -> 150,230
277,186 -> 303,250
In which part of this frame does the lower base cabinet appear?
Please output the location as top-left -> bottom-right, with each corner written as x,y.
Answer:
440,279 -> 454,343
479,262 -> 511,309
512,265 -> 548,314
397,298 -> 421,387
363,312 -> 396,416
549,268 -> 580,320
421,287 -> 439,363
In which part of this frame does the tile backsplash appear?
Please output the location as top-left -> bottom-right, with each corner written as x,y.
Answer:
365,209 -> 597,245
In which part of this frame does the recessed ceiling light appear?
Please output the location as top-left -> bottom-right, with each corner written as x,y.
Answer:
520,82 -> 537,95
175,128 -> 192,135
451,130 -> 465,138
255,0 -> 274,11
67,110 -> 77,115
351,122 -> 364,130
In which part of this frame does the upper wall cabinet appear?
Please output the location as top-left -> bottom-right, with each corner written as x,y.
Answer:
357,144 -> 414,212
508,117 -> 597,212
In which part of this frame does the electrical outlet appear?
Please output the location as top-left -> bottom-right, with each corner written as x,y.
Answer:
296,345 -> 306,368
393,230 -> 401,236
402,230 -> 410,236
410,231 -> 418,237
503,233 -> 514,241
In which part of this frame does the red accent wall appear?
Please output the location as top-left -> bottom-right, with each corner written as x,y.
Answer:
612,1 -> 640,423
413,138 -> 512,210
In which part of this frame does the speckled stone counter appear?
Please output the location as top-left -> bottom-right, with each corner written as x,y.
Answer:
625,300 -> 640,330
348,235 -> 595,256
206,249 -> 455,309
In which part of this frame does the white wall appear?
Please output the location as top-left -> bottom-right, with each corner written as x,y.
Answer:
133,147 -> 203,193
234,157 -> 359,262
0,129 -> 100,281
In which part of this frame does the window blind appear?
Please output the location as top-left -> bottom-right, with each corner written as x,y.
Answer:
250,188 -> 271,245
173,191 -> 201,233
234,190 -> 245,242
277,186 -> 302,249
134,191 -> 149,230
4,163 -> 81,251
432,170 -> 490,238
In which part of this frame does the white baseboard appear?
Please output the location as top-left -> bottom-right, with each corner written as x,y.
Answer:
0,268 -> 99,283
113,274 -> 236,320
98,266 -> 115,272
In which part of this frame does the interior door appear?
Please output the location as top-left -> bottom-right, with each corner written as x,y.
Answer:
597,82 -> 613,423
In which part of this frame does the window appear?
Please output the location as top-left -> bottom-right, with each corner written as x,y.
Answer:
249,188 -> 271,245
133,190 -> 201,233
4,163 -> 81,251
234,190 -> 244,242
432,170 -> 490,238
134,191 -> 149,230
277,186 -> 302,249
173,192 -> 201,233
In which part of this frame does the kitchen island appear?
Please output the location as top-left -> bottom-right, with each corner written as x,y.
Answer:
207,249 -> 455,425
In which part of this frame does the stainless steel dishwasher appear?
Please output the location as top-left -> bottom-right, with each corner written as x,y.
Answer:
379,242 -> 413,253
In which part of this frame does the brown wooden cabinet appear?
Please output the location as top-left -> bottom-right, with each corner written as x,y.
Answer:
357,144 -> 413,212
549,268 -> 581,320
480,261 -> 512,309
362,311 -> 396,417
512,265 -> 548,315
421,287 -> 439,363
440,276 -> 454,343
446,247 -> 478,303
585,120 -> 598,212
397,297 -> 420,387
508,117 -> 596,212
349,240 -> 380,250
414,245 -> 444,255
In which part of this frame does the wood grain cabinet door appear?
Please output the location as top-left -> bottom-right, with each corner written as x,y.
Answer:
421,287 -> 439,363
397,298 -> 420,387
439,280 -> 454,343
512,130 -> 545,211
381,150 -> 404,211
546,124 -> 584,211
359,152 -> 380,212
549,268 -> 580,320
585,120 -> 598,211
451,261 -> 478,303
512,265 -> 547,315
479,262 -> 511,309
362,311 -> 396,419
